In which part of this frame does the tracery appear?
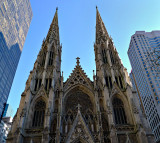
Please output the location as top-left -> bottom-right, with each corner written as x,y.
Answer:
112,97 -> 127,125
32,100 -> 46,127
63,89 -> 95,133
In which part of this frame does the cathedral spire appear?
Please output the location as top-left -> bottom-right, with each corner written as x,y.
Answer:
46,8 -> 60,45
96,7 -> 109,44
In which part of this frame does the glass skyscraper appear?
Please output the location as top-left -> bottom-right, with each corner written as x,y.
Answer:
0,0 -> 33,118
128,31 -> 160,142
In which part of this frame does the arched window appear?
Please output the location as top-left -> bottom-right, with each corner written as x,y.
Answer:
109,50 -> 115,64
34,78 -> 42,91
115,76 -> 124,89
99,99 -> 104,112
101,114 -> 110,143
119,76 -> 123,89
102,49 -> 108,64
105,76 -> 112,89
48,51 -> 54,66
41,50 -> 46,66
32,100 -> 46,127
112,97 -> 127,125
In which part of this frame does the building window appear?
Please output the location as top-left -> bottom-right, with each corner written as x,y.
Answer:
34,79 -> 38,91
34,78 -> 42,91
119,76 -> 123,89
115,76 -> 123,89
32,100 -> 46,127
41,51 -> 46,66
115,76 -> 118,85
105,76 -> 112,89
112,97 -> 127,125
102,49 -> 107,64
105,77 -> 109,88
45,78 -> 52,91
48,51 -> 54,66
109,76 -> 112,88
109,50 -> 115,64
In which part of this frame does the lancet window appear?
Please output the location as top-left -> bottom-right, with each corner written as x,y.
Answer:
105,76 -> 112,89
41,50 -> 46,66
109,50 -> 115,64
119,76 -> 123,89
48,51 -> 54,66
50,118 -> 57,142
99,99 -> 105,112
102,49 -> 108,64
54,100 -> 58,113
45,78 -> 52,91
101,114 -> 110,143
34,78 -> 42,91
52,119 -> 57,133
32,100 -> 46,127
115,76 -> 124,89
112,97 -> 127,125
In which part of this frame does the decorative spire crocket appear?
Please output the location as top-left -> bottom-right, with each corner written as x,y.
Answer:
96,7 -> 109,44
46,7 -> 60,45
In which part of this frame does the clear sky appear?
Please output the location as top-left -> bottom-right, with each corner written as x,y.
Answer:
8,0 -> 160,116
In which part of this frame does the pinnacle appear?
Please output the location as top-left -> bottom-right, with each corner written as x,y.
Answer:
76,57 -> 80,66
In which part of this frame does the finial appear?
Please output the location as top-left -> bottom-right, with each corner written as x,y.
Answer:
93,70 -> 95,81
96,6 -> 98,9
62,71 -> 63,79
56,7 -> 58,11
76,57 -> 80,66
61,71 -> 63,87
77,104 -> 81,113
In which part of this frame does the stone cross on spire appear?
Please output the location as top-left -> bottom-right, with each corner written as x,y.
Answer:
76,57 -> 80,66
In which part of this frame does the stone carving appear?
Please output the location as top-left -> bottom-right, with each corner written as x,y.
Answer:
64,58 -> 94,92
131,99 -> 139,114
65,109 -> 95,143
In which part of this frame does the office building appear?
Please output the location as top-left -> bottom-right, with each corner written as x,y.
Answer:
0,0 -> 33,118
2,104 -> 13,117
0,117 -> 12,143
128,31 -> 160,142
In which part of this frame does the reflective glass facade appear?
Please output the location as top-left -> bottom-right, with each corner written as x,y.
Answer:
128,31 -> 160,142
0,0 -> 32,117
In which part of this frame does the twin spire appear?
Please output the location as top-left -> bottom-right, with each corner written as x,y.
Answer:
96,7 -> 109,44
46,7 -> 60,45
46,7 -> 109,45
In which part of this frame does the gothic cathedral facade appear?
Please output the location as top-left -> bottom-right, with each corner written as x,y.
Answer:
7,8 -> 155,143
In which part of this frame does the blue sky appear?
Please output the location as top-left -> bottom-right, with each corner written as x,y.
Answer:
8,0 -> 160,116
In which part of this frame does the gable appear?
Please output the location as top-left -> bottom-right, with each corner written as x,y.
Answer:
64,63 -> 94,92
65,110 -> 95,143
